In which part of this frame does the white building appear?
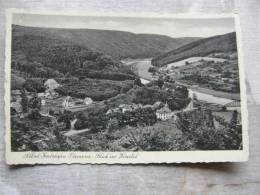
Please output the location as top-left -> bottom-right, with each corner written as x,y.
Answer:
62,96 -> 93,109
44,79 -> 60,92
84,97 -> 93,105
225,100 -> 240,111
62,96 -> 73,109
156,102 -> 174,121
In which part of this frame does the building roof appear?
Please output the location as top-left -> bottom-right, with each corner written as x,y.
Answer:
44,79 -> 60,90
225,100 -> 240,107
156,102 -> 172,114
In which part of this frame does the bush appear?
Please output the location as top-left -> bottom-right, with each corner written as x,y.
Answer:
56,78 -> 133,101
24,78 -> 46,93
109,107 -> 157,127
57,110 -> 74,129
28,109 -> 41,120
11,74 -> 26,90
117,126 -> 195,151
74,112 -> 108,131
21,89 -> 29,113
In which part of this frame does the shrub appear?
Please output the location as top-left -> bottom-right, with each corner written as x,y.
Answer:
57,110 -> 74,129
28,109 -> 41,120
24,78 -> 46,93
21,89 -> 29,113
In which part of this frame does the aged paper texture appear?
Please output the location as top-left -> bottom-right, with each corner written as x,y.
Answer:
5,9 -> 249,164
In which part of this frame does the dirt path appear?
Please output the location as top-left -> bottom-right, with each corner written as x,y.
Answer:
63,129 -> 90,137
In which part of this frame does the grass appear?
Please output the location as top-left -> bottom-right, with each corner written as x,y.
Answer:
190,86 -> 240,100
178,80 -> 240,100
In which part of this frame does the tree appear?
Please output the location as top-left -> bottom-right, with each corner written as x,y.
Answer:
24,78 -> 46,93
134,78 -> 142,87
148,67 -> 156,74
29,94 -> 41,110
96,55 -> 116,69
223,70 -> 231,78
167,86 -> 190,111
65,72 -> 72,78
204,109 -> 214,128
107,118 -> 119,133
57,111 -> 74,129
230,110 -> 238,127
34,67 -> 48,78
28,108 -> 41,120
21,89 -> 28,113
157,76 -> 164,89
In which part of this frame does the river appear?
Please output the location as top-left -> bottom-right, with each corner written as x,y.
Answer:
123,58 -> 237,105
122,58 -> 154,81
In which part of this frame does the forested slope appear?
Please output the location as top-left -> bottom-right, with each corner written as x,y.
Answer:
152,32 -> 237,67
13,25 -> 200,59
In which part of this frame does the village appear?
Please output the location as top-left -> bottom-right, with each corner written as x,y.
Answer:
157,52 -> 240,94
11,74 -> 241,143
9,22 -> 243,152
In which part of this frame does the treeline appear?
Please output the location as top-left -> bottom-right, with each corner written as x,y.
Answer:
132,85 -> 190,111
56,78 -> 134,101
73,107 -> 157,132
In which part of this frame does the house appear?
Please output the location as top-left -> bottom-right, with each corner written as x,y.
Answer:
153,101 -> 163,109
62,96 -> 73,109
44,79 -> 60,92
37,79 -> 61,100
62,96 -> 93,110
106,103 -> 143,115
156,102 -> 174,121
118,103 -> 143,113
225,100 -> 240,111
84,97 -> 93,105
106,109 -> 114,115
38,90 -> 59,100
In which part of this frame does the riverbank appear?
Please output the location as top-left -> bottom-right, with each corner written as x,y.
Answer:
122,58 -> 240,101
177,81 -> 240,101
122,58 -> 154,80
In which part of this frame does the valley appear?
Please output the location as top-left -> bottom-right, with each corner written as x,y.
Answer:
10,24 -> 243,152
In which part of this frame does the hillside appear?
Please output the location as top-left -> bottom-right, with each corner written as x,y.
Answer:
11,27 -> 136,80
12,25 -> 200,59
151,32 -> 237,67
11,25 -> 140,100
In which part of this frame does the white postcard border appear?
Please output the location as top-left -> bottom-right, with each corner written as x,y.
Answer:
5,9 -> 249,164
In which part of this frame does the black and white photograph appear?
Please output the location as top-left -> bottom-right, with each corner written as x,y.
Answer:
5,11 -> 248,164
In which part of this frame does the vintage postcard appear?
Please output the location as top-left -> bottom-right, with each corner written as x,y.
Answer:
5,9 -> 249,164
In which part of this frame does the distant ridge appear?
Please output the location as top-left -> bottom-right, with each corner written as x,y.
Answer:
151,32 -> 237,67
12,25 -> 200,59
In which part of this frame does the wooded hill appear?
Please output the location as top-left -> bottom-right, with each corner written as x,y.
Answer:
151,32 -> 237,67
13,25 -> 200,59
11,24 -> 139,100
12,25 -> 136,80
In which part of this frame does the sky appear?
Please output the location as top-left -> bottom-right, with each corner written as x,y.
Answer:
13,13 -> 236,38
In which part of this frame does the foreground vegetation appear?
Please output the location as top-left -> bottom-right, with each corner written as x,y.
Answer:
11,106 -> 242,151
